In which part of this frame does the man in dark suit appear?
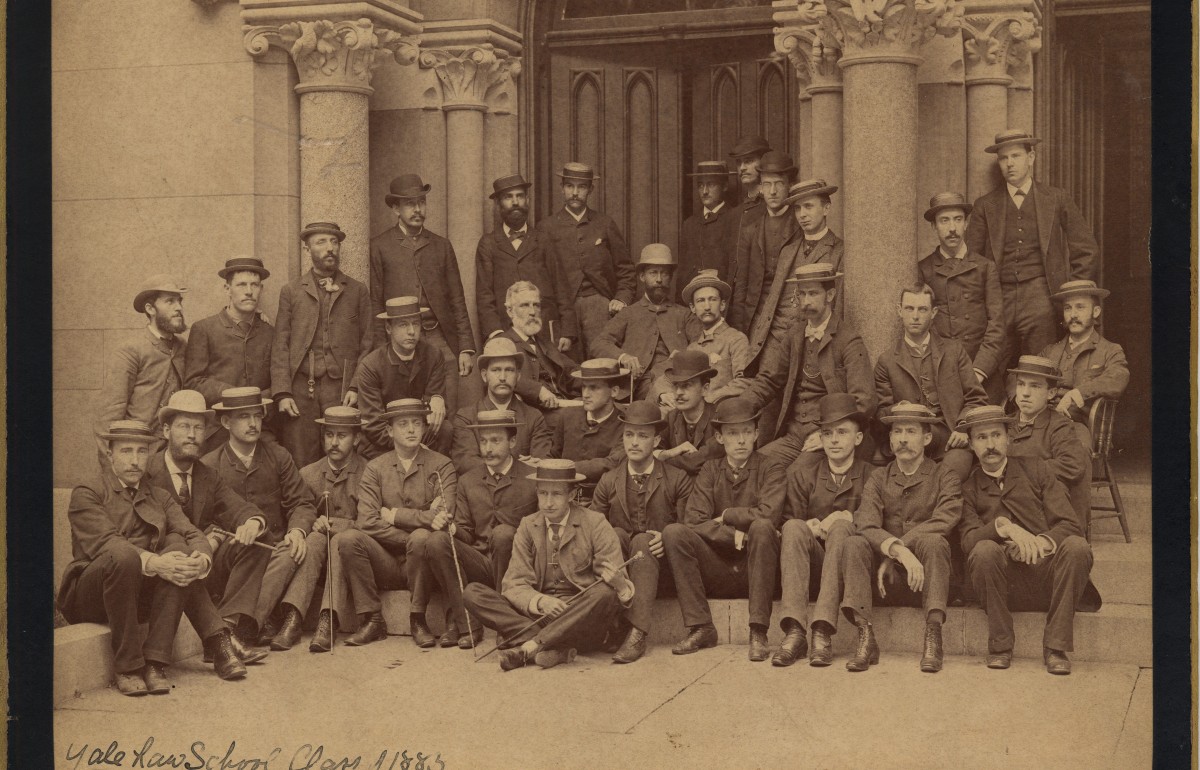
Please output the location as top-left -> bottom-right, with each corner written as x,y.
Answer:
677,160 -> 738,296
535,162 -> 635,358
731,151 -> 802,334
554,359 -> 630,499
496,281 -> 580,409
958,405 -> 1096,675
475,174 -> 576,347
593,401 -> 694,663
185,257 -> 276,452
656,351 -> 724,477
965,129 -> 1099,362
1038,280 -> 1129,423
874,284 -> 988,481
727,135 -> 771,282
271,222 -> 373,467
370,174 -> 476,416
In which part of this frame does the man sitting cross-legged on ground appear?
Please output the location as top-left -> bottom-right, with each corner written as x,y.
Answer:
463,459 -> 635,672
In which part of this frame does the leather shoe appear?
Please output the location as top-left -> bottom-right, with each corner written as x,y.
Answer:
748,627 -> 770,662
346,612 -> 387,647
534,647 -> 576,669
672,624 -> 719,655
256,613 -> 282,647
310,611 -> 334,653
458,625 -> 484,650
920,621 -> 944,673
987,650 -> 1013,670
230,628 -> 268,664
612,627 -> 648,664
771,623 -> 807,667
1044,648 -> 1072,675
115,671 -> 148,697
438,620 -> 459,648
809,625 -> 834,667
143,663 -> 170,695
845,623 -> 879,672
205,630 -> 248,680
499,648 -> 528,672
603,617 -> 632,654
270,606 -> 304,651
410,614 -> 437,649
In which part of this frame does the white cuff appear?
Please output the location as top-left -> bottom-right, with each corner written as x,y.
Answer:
529,595 -> 544,616
881,537 -> 901,558
381,507 -> 396,526
194,551 -> 213,579
248,516 -> 267,538
1036,534 -> 1057,556
139,550 -> 154,577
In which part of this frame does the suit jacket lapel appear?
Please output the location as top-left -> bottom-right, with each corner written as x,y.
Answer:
1033,183 -> 1054,257
894,339 -> 919,384
990,192 -> 1006,264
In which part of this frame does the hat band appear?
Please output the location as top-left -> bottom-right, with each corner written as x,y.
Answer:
580,365 -> 620,378
537,467 -> 578,481
385,307 -> 421,318
108,427 -> 154,438
223,395 -> 264,409
323,415 -> 361,426
472,418 -> 517,428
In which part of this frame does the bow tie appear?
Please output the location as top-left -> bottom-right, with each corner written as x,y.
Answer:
630,473 -> 649,488
703,210 -> 715,221
805,327 -> 823,342
586,419 -> 600,428
508,229 -> 526,241
1013,189 -> 1026,198
317,277 -> 339,293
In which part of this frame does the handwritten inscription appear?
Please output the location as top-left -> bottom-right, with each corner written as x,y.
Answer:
63,739 -> 446,770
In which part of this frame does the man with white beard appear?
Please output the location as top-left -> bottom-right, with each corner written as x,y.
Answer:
495,281 -> 580,411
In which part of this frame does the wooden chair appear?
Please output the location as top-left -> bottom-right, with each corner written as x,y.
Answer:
1087,397 -> 1130,542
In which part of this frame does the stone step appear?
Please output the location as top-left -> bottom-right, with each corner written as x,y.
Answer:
1089,480 -> 1150,537
1090,537 -> 1151,606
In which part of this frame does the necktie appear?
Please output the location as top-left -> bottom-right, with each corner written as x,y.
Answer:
176,472 -> 190,504
318,277 -> 339,293
549,523 -> 563,553
803,239 -> 816,257
1012,189 -> 1026,208
586,418 -> 599,429
236,321 -> 251,337
630,473 -> 648,490
704,210 -> 714,221
509,229 -> 525,249
492,471 -> 504,483
805,326 -> 823,343
127,486 -> 137,502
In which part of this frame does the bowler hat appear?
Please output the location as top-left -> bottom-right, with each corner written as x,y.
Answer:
476,336 -> 524,370
1050,279 -> 1110,301
380,398 -> 430,422
556,162 -> 599,182
664,350 -> 718,385
97,420 -> 159,444
314,405 -> 363,427
464,408 -> 523,432
1007,355 -> 1062,383
636,243 -> 676,268
816,393 -> 868,430
212,386 -> 273,412
158,390 -> 214,424
489,174 -> 532,200
984,128 -> 1041,154
619,400 -> 667,427
217,257 -> 271,282
133,274 -> 187,314
385,174 -> 432,206
300,222 -> 347,242
879,401 -> 940,425
923,192 -> 972,222
376,296 -> 423,321
955,405 -> 1015,433
526,458 -> 586,483
786,262 -> 843,285
571,358 -> 630,382
758,150 -> 797,177
711,397 -> 760,426
681,268 -> 731,304
687,160 -> 733,179
783,178 -> 838,206
728,136 -> 771,160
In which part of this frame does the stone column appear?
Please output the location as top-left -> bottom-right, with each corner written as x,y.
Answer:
1006,42 -> 1038,131
915,34 -> 966,255
819,0 -> 963,358
484,59 -> 522,232
244,18 -> 420,284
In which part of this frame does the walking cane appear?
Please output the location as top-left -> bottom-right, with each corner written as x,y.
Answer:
432,471 -> 477,658
320,491 -> 335,653
210,528 -> 274,551
474,551 -> 646,663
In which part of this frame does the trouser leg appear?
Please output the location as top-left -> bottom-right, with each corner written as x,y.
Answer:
898,533 -> 951,618
324,530 -> 357,628
746,519 -> 780,628
461,583 -> 534,647
968,539 -> 1013,652
779,518 -> 822,629
1040,535 -> 1092,652
159,534 -> 226,640
424,327 -> 461,422
489,524 -> 517,589
760,430 -> 809,467
279,372 -> 344,468
535,582 -> 621,652
840,535 -> 877,624
281,530 -> 329,612
251,546 -> 302,626
625,531 -> 662,633
662,522 -> 747,628
812,520 -> 852,631
424,530 -> 494,628
337,529 -> 406,615
405,528 -> 434,615
211,541 -> 271,627
575,294 -> 612,359
65,548 -> 152,673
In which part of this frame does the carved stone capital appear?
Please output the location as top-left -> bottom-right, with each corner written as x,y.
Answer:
961,10 -> 1039,84
820,0 -> 963,66
774,25 -> 843,92
243,18 -> 420,95
419,45 -> 520,110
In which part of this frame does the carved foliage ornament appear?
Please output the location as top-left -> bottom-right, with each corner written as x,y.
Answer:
962,12 -> 1040,68
774,26 -> 842,86
419,45 -> 522,107
820,0 -> 963,52
243,18 -> 419,93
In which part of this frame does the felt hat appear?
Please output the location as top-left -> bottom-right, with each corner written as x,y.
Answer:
1007,355 -> 1063,383
217,257 -> 271,281
97,420 -> 159,444
299,222 -> 347,242
314,405 -> 363,427
922,192 -> 972,222
816,393 -> 868,430
688,160 -> 733,179
158,390 -> 214,424
476,336 -> 524,370
212,386 -> 273,412
526,458 -> 586,483
786,262 -> 843,285
380,398 -> 430,421
376,296 -> 423,321
681,268 -> 732,304
556,162 -> 599,182
728,135 -> 771,160
385,174 -> 432,205
758,150 -> 797,177
955,405 -> 1016,433
1050,279 -> 1110,301
984,128 -> 1041,154
711,397 -> 760,426
636,243 -> 676,268
664,349 -> 718,384
571,358 -> 630,382
490,174 -> 532,200
619,400 -> 667,427
133,274 -> 187,314
463,409 -> 523,432
783,178 -> 838,206
879,401 -> 941,425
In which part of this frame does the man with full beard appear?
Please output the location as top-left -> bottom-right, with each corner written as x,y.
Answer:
475,174 -> 577,348
496,281 -> 579,410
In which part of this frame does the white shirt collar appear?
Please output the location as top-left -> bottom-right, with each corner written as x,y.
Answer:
940,242 -> 968,260
827,456 -> 855,476
503,223 -> 527,237
1006,179 -> 1032,198
703,202 -> 726,217
566,207 -> 586,222
726,457 -> 750,472
904,332 -> 932,351
982,458 -> 1009,480
147,323 -> 170,341
805,226 -> 829,242
701,318 -> 728,339
487,456 -> 514,477
397,221 -> 423,238
626,459 -> 656,476
229,442 -> 256,465
587,405 -> 615,424
164,452 -> 190,479
767,204 -> 790,218
805,311 -> 832,339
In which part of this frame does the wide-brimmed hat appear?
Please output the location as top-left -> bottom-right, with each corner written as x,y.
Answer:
711,397 -> 760,426
923,192 -> 973,222
682,268 -> 731,304
1007,355 -> 1062,383
571,358 -> 630,382
381,398 -> 430,421
1050,279 -> 1110,301
212,386 -> 273,412
217,257 -> 271,282
786,262 -> 843,285
376,296 -> 423,321
385,174 -> 431,205
158,390 -> 214,424
464,408 -> 523,432
984,128 -> 1041,154
664,349 -> 718,384
314,405 -> 363,427
556,162 -> 599,182
490,174 -> 532,200
526,458 -> 586,483
619,400 -> 666,427
816,393 -> 868,430
955,405 -> 1016,433
688,160 -> 733,180
879,401 -> 940,425
299,221 -> 347,242
637,243 -> 676,269
98,420 -> 159,444
133,274 -> 187,314
758,150 -> 797,177
477,336 -> 524,370
728,135 -> 771,160
783,178 -> 838,206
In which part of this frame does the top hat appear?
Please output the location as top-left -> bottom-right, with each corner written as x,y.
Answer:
688,160 -> 733,179
816,393 -> 868,430
571,358 -> 630,382
314,405 -> 363,427
380,398 -> 430,422
217,257 -> 271,282
728,135 -> 771,160
385,174 -> 432,205
758,150 -> 798,177
711,396 -> 760,426
664,349 -> 718,384
955,404 -> 1016,433
212,386 -> 273,412
984,128 -> 1041,154
556,162 -> 599,182
526,458 -> 586,483
682,268 -> 732,304
300,222 -> 347,242
879,401 -> 940,425
786,262 -> 843,285
463,408 -> 523,432
158,390 -> 214,424
376,296 -> 423,321
637,243 -> 676,268
98,419 -> 159,444
1050,279 -> 1110,301
133,274 -> 187,314
490,174 -> 532,200
783,178 -> 838,206
1007,355 -> 1062,383
477,336 -> 524,370
923,192 -> 973,222
619,400 -> 667,427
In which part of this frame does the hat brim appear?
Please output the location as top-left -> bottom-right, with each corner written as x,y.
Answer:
299,228 -> 347,242
817,411 -> 869,430
682,281 -> 731,304
477,353 -> 525,370
711,410 -> 761,426
133,288 -> 185,313
1050,287 -> 1110,301
923,202 -> 973,222
783,185 -> 838,206
687,171 -> 734,178
879,412 -> 941,425
571,368 -> 631,382
313,419 -> 363,427
218,266 -> 272,281
555,171 -> 600,181
377,311 -> 423,320
385,185 -> 432,205
526,472 -> 587,483
465,421 -> 524,431
212,398 -> 273,412
489,182 -> 532,200
664,367 -> 718,385
158,405 -> 214,423
956,415 -> 1017,432
984,137 -> 1041,154
728,147 -> 769,160
1006,367 -> 1062,383
97,431 -> 159,444
786,271 -> 844,285
637,261 -> 677,270
381,409 -> 429,422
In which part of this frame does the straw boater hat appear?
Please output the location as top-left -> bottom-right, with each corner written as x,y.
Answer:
133,274 -> 187,314
463,409 -> 523,432
571,358 -> 630,382
314,405 -> 363,428
527,458 -> 586,484
98,420 -> 159,443
158,390 -> 214,424
212,386 -> 273,412
955,405 -> 1016,433
1007,355 -> 1063,383
783,178 -> 838,206
376,296 -> 423,321
816,393 -> 869,431
476,336 -> 524,370
1050,279 -> 1110,302
711,396 -> 760,426
879,401 -> 940,425
619,400 -> 667,428
681,269 -> 731,304
636,243 -> 676,269
664,349 -> 718,385
556,162 -> 599,182
786,262 -> 843,285
757,151 -> 797,177
217,257 -> 271,281
380,398 -> 430,421
385,174 -> 431,206
489,174 -> 532,200
299,222 -> 347,242
923,192 -> 973,222
687,160 -> 734,180
728,136 -> 771,160
984,128 -> 1041,154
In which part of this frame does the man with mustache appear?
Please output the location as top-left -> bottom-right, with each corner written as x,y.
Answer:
731,151 -> 801,333
654,350 -> 725,477
475,174 -> 577,348
660,270 -> 749,403
496,281 -> 579,410
592,244 -> 702,401
554,359 -> 630,500
727,136 -> 771,277
536,162 -> 635,358
95,275 -> 190,458
917,193 -> 1004,399
271,222 -> 373,468
677,161 -> 739,296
